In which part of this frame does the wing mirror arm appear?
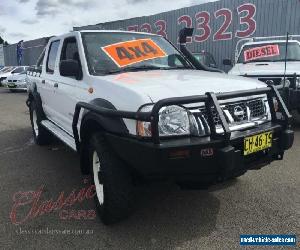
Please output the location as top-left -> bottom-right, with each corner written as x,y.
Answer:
223,59 -> 233,66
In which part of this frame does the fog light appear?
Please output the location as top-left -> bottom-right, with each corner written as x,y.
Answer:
273,98 -> 279,112
281,79 -> 291,87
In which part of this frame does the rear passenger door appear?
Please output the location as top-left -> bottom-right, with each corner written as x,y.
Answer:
39,39 -> 61,122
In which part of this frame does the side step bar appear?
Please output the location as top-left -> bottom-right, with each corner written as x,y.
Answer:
41,120 -> 77,151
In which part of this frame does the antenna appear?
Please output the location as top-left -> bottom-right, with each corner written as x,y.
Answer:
283,32 -> 289,87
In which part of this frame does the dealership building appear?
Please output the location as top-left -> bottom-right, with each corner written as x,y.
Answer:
1,0 -> 299,70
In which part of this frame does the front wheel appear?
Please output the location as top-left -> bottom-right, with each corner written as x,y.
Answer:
88,133 -> 134,225
292,110 -> 300,125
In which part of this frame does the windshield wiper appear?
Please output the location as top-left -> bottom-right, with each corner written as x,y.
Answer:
162,66 -> 192,70
243,59 -> 276,64
102,65 -> 190,75
102,65 -> 165,75
276,59 -> 300,62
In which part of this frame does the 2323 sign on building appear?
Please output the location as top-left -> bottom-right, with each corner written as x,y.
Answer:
126,3 -> 257,42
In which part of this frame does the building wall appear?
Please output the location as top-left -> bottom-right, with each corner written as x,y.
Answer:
0,45 -> 4,66
74,0 -> 300,71
3,37 -> 49,66
3,0 -> 299,68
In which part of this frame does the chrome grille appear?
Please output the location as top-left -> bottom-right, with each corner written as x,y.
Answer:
197,98 -> 266,125
258,77 -> 282,85
248,99 -> 266,118
253,76 -> 296,87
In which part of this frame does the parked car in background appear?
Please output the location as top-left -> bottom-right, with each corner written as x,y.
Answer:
0,66 -> 11,72
0,67 -> 16,85
0,66 -> 7,74
226,35 -> 300,116
2,67 -> 29,92
0,66 -> 28,86
193,51 -> 218,69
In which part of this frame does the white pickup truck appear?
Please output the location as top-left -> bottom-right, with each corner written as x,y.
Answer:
26,29 -> 294,224
226,36 -> 300,113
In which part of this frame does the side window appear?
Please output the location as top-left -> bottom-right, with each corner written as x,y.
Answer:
12,67 -> 24,74
60,37 -> 82,78
46,40 -> 60,74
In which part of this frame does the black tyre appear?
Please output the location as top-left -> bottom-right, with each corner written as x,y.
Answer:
88,133 -> 134,225
177,182 -> 211,190
29,101 -> 52,145
292,110 -> 300,125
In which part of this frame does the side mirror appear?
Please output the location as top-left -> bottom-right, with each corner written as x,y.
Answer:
223,59 -> 233,66
59,59 -> 81,79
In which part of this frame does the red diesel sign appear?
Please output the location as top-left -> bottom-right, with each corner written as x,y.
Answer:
244,44 -> 280,62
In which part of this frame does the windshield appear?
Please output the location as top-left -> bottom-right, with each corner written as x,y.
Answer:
12,67 -> 26,74
1,67 -> 15,73
238,42 -> 300,63
82,32 -> 192,75
194,53 -> 216,67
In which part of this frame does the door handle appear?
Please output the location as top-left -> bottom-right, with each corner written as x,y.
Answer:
54,83 -> 58,88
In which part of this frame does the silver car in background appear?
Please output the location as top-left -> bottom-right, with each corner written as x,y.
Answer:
2,66 -> 29,92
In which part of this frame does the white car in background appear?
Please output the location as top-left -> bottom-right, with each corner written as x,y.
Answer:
0,67 -> 16,85
225,36 -> 300,114
3,67 -> 29,92
0,66 -> 28,86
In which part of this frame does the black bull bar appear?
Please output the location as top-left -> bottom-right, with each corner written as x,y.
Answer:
72,85 -> 292,151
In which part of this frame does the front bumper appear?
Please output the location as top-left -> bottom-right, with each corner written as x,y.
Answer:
285,88 -> 300,110
4,82 -> 27,91
105,122 -> 293,182
0,77 -> 6,86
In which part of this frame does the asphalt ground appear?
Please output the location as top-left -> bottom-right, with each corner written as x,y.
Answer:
0,87 -> 299,250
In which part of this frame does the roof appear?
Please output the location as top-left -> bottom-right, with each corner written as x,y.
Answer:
79,30 -> 161,36
244,40 -> 300,46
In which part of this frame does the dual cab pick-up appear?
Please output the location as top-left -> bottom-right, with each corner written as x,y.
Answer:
26,29 -> 294,224
226,35 -> 300,115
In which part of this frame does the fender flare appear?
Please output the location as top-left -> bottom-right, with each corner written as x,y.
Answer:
79,98 -> 129,142
26,83 -> 46,121
78,98 -> 130,175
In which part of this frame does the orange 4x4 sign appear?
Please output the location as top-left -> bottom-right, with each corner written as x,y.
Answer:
102,39 -> 167,68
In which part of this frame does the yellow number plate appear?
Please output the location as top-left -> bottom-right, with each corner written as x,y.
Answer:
244,131 -> 273,156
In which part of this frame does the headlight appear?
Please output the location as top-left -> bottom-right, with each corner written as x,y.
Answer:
296,77 -> 300,88
281,79 -> 291,87
136,105 -> 203,137
159,105 -> 190,136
